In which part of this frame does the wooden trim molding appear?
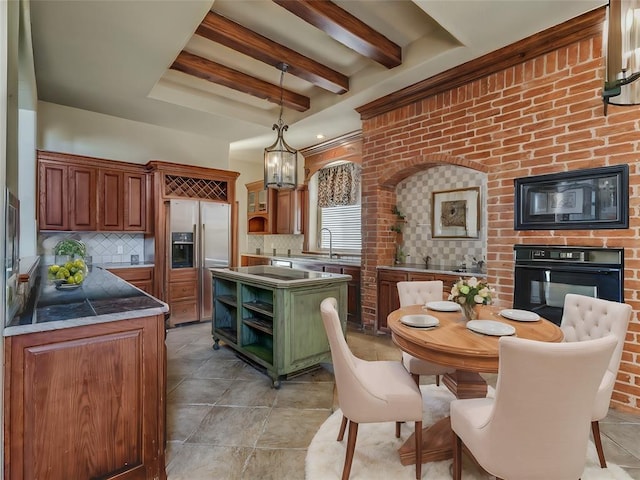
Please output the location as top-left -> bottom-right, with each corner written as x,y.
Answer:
356,7 -> 606,120
300,131 -> 362,182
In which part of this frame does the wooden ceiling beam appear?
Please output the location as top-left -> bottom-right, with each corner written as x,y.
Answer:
197,11 -> 349,94
273,0 -> 401,69
171,51 -> 310,112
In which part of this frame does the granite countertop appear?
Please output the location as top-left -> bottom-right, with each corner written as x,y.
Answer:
5,265 -> 168,336
379,263 -> 487,277
211,265 -> 352,287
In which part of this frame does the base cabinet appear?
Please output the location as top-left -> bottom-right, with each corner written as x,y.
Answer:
107,266 -> 154,294
4,315 -> 166,480
212,273 -> 348,387
377,269 -> 461,331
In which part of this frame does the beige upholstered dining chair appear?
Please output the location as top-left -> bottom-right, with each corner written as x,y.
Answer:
560,293 -> 632,468
451,335 -> 617,480
320,297 -> 424,480
397,281 -> 454,386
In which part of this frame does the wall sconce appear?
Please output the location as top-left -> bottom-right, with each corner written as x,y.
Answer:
603,0 -> 640,114
264,64 -> 297,190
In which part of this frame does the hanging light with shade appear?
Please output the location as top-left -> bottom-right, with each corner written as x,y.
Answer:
603,0 -> 640,114
264,64 -> 297,190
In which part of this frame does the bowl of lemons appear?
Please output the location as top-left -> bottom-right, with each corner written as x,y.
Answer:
48,258 -> 87,290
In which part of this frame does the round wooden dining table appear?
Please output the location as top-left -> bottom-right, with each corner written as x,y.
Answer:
387,303 -> 564,466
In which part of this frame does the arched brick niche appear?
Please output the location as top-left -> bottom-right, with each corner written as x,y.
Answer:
360,155 -> 488,332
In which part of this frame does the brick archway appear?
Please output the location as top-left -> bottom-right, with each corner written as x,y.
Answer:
360,154 -> 488,332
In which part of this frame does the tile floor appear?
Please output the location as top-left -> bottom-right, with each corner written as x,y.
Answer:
165,321 -> 640,480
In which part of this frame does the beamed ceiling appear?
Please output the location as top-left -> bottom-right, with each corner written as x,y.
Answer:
28,0 -> 607,163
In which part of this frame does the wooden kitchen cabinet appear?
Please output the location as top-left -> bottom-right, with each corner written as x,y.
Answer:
37,151 -> 150,233
168,268 -> 198,327
377,268 -> 462,331
99,169 -> 124,230
377,269 -> 407,331
38,161 -> 98,231
4,315 -> 167,480
246,180 -> 273,234
107,266 -> 154,294
324,264 -> 361,326
245,181 -> 305,235
241,255 -> 271,267
275,186 -> 305,234
99,169 -> 149,232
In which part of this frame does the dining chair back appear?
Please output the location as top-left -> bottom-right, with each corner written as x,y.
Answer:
397,281 -> 454,385
320,297 -> 424,480
451,335 -> 617,480
560,293 -> 632,467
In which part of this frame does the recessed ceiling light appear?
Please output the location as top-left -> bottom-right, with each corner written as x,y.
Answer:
316,134 -> 325,139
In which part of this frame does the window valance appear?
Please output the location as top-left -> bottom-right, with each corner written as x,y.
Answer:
317,162 -> 361,207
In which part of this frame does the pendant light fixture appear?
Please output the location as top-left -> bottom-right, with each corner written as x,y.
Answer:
264,64 -> 297,190
603,0 -> 640,114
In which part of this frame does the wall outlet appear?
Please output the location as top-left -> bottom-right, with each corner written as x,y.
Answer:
117,245 -> 124,254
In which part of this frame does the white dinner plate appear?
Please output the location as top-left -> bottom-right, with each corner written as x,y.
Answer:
499,309 -> 540,322
466,320 -> 516,336
425,301 -> 461,312
400,314 -> 440,328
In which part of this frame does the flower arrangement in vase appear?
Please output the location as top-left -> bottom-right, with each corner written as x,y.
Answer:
448,276 -> 494,321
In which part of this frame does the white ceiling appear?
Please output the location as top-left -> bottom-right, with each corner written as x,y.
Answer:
28,0 -> 606,164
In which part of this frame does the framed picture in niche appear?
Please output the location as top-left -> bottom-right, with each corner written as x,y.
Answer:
432,187 -> 480,238
514,164 -> 629,230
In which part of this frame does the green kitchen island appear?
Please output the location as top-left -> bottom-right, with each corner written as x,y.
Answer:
210,265 -> 350,387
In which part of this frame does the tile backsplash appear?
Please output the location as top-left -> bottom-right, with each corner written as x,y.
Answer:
396,165 -> 487,269
39,232 -> 146,265
247,234 -> 304,255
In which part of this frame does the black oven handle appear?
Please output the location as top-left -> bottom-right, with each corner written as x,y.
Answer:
514,265 -> 618,274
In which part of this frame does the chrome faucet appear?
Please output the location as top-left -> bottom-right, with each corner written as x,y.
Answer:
320,227 -> 334,258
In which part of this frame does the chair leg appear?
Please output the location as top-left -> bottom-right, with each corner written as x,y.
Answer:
452,433 -> 462,480
411,373 -> 420,386
337,415 -> 348,441
592,420 -> 607,468
396,421 -> 401,438
415,420 -> 422,479
435,374 -> 440,386
342,421 -> 359,480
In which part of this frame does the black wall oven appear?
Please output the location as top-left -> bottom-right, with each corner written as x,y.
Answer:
513,245 -> 623,326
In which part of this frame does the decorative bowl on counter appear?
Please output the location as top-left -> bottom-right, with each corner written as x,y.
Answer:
48,257 -> 88,289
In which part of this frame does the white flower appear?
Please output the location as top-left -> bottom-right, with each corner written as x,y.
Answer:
478,287 -> 489,298
474,294 -> 485,304
467,277 -> 479,288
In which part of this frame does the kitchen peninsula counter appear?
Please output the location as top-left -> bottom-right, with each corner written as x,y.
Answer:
6,264 -> 168,336
210,266 -> 350,387
4,263 -> 168,480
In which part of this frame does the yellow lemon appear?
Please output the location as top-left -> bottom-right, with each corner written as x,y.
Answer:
66,276 -> 76,285
74,273 -> 84,284
64,262 -> 74,271
48,265 -> 60,274
74,259 -> 85,269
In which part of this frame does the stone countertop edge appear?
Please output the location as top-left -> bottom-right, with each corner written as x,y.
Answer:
378,264 -> 488,277
210,267 -> 352,288
4,303 -> 169,337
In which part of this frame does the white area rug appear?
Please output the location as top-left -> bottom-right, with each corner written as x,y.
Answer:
306,384 -> 632,480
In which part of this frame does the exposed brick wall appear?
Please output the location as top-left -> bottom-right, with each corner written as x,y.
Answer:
361,34 -> 640,411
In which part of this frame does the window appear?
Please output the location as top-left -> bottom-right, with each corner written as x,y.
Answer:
319,204 -> 361,251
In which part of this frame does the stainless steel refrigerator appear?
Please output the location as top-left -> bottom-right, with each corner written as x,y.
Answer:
168,200 -> 230,322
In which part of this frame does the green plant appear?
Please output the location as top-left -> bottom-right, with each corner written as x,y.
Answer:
392,205 -> 405,219
390,224 -> 403,233
54,239 -> 87,258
